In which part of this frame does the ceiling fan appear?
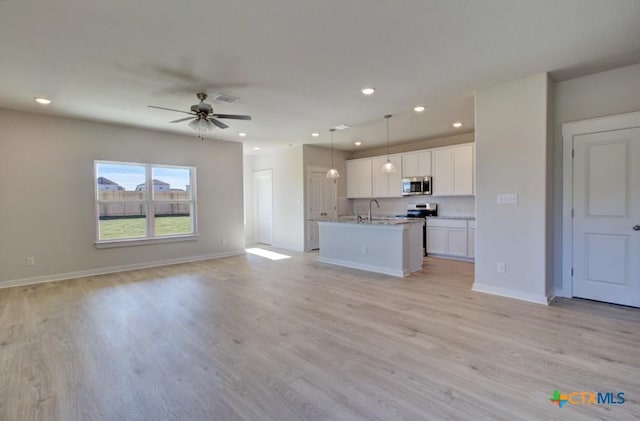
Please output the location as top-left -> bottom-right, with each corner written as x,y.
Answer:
148,93 -> 251,137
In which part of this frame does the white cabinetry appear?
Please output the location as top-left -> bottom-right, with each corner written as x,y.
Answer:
427,218 -> 475,261
346,142 -> 474,199
432,144 -> 474,196
402,150 -> 431,177
467,220 -> 476,259
372,155 -> 403,197
346,159 -> 372,198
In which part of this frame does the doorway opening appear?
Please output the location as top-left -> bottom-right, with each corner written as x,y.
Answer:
253,169 -> 273,246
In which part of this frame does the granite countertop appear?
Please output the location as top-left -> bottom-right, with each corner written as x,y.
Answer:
310,216 -> 424,226
427,215 -> 475,220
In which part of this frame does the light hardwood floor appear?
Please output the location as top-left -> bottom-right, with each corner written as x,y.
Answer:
1,251 -> 639,421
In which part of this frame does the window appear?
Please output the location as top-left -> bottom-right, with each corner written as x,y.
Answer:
95,161 -> 196,245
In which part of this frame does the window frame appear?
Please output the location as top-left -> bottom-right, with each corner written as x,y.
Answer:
94,160 -> 198,248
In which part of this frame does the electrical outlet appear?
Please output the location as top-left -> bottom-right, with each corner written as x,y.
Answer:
497,262 -> 506,273
361,246 -> 368,255
26,256 -> 35,266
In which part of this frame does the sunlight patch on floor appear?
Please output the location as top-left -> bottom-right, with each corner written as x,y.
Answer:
245,248 -> 291,261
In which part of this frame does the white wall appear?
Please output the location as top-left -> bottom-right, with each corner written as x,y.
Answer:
302,144 -> 349,200
0,108 -> 245,286
243,153 -> 255,245
245,146 -> 305,251
552,62 -> 640,293
474,73 -> 552,304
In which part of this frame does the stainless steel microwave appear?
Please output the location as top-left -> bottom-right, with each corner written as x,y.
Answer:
402,176 -> 432,196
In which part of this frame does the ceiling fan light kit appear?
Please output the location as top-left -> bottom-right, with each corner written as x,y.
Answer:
148,92 -> 251,140
381,114 -> 396,173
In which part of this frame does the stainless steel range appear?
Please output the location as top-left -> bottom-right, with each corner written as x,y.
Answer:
396,204 -> 437,256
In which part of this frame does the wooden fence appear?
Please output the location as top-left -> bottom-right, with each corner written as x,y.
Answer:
98,191 -> 191,218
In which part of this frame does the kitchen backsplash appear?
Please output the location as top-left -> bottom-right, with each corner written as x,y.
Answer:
348,196 -> 475,217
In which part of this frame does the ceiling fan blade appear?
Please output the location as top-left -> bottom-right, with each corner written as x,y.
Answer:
209,118 -> 229,129
169,117 -> 194,123
148,105 -> 195,115
211,113 -> 252,121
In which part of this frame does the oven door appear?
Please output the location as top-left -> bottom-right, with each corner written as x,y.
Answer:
402,178 -> 424,196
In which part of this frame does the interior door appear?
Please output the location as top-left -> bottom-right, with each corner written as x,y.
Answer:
254,170 -> 273,245
572,127 -> 640,307
308,170 -> 337,250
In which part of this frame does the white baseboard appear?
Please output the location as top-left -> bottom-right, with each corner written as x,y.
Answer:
554,287 -> 570,298
472,282 -> 552,305
427,253 -> 475,263
318,256 -> 411,277
271,241 -> 305,252
0,250 -> 246,290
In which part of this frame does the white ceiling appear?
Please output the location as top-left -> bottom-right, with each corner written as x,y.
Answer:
1,0 -> 639,153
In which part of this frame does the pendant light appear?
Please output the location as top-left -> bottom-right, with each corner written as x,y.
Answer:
326,128 -> 340,178
381,114 -> 396,173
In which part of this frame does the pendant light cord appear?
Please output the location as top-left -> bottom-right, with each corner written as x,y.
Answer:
330,128 -> 336,167
385,114 -> 392,159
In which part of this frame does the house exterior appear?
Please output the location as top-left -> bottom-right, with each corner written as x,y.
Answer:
135,179 -> 170,192
96,177 -> 124,191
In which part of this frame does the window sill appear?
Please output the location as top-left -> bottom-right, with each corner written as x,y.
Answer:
95,234 -> 199,249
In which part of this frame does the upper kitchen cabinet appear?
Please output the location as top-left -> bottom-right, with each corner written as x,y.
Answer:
432,143 -> 474,196
402,150 -> 431,177
346,158 -> 373,198
372,155 -> 403,197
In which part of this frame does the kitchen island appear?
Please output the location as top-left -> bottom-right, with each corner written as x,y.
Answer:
316,218 -> 424,277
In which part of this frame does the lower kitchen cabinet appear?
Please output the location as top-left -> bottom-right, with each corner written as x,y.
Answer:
467,220 -> 476,259
426,218 -> 474,261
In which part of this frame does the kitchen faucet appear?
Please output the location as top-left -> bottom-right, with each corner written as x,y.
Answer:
368,198 -> 380,222
355,205 -> 365,223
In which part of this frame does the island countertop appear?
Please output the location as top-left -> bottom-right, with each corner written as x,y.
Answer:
316,218 -> 424,276
309,216 -> 424,226
426,215 -> 475,221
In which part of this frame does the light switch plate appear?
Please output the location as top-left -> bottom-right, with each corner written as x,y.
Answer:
497,193 -> 518,204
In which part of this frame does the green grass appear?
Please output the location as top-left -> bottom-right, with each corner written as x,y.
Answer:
99,216 -> 192,240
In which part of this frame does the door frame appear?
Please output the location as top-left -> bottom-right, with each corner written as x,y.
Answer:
562,110 -> 640,298
253,169 -> 273,245
306,165 -> 338,218
305,165 -> 338,251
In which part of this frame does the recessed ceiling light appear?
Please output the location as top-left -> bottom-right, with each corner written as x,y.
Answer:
311,132 -> 320,137
453,122 -> 462,128
361,87 -> 375,96
354,141 -> 362,146
238,132 -> 247,137
414,105 -> 426,113
253,147 -> 260,151
34,97 -> 51,105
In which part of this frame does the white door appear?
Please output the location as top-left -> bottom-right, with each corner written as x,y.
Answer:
254,170 -> 273,245
308,170 -> 337,250
572,127 -> 640,307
